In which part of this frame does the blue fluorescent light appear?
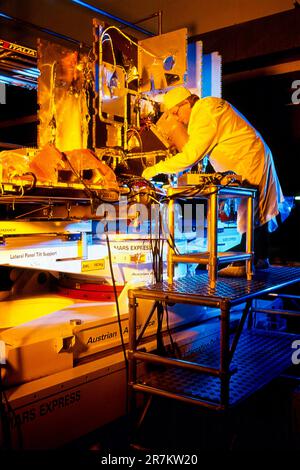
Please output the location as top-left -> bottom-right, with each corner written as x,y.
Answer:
0,74 -> 37,89
0,10 -> 81,45
39,27 -> 80,44
11,68 -> 40,78
0,12 -> 13,20
71,0 -> 153,36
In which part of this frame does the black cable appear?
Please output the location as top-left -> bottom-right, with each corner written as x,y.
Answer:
167,232 -> 180,256
158,211 -> 164,282
164,303 -> 181,358
61,152 -> 100,204
104,226 -> 128,371
158,202 -> 180,257
149,211 -> 168,354
148,208 -> 166,355
149,200 -> 162,283
150,231 -> 157,282
118,174 -> 157,194
160,172 -> 238,204
155,302 -> 165,355
22,172 -> 37,190
150,206 -> 178,357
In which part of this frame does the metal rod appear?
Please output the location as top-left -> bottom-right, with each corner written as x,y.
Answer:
0,142 -> 25,149
218,187 -> 256,197
166,185 -> 255,199
133,350 -> 222,376
158,10 -> 163,35
126,150 -> 169,159
172,252 -> 252,264
229,300 -> 252,362
167,198 -> 175,284
208,190 -> 218,288
124,11 -> 160,28
251,308 -> 300,317
136,396 -> 153,430
0,115 -> 37,129
280,374 -> 300,381
266,293 -> 300,300
127,292 -> 138,419
132,383 -> 224,410
136,301 -> 158,346
129,290 -> 220,307
246,194 -> 254,280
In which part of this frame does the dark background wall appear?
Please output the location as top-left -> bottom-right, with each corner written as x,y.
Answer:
0,0 -> 295,40
224,73 -> 299,196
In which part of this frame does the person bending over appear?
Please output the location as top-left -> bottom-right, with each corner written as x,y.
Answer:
142,87 -> 284,277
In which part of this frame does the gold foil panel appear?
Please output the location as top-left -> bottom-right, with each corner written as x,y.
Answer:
138,28 -> 187,92
37,39 -> 90,151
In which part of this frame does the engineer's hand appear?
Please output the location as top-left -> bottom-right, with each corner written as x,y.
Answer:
142,165 -> 158,180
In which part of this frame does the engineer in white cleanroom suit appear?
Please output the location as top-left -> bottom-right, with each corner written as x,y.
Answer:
142,87 -> 286,275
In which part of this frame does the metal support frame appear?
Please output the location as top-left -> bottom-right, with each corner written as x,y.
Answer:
208,189 -> 218,286
252,308 -> 300,317
127,289 -> 232,418
246,194 -> 254,279
166,185 -> 256,289
167,198 -> 175,284
127,266 -> 300,436
128,293 -> 138,421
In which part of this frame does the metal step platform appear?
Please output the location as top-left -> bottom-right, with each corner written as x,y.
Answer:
132,266 -> 300,306
128,265 -> 300,414
137,328 -> 300,407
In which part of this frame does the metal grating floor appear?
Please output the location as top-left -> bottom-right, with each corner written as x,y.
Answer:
138,329 -> 300,407
135,266 -> 300,304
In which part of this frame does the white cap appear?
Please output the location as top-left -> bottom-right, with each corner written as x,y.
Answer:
163,87 -> 191,110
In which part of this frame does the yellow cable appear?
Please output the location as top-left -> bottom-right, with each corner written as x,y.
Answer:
100,25 -> 163,60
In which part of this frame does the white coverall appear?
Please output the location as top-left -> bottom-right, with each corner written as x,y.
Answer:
147,97 -> 284,233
